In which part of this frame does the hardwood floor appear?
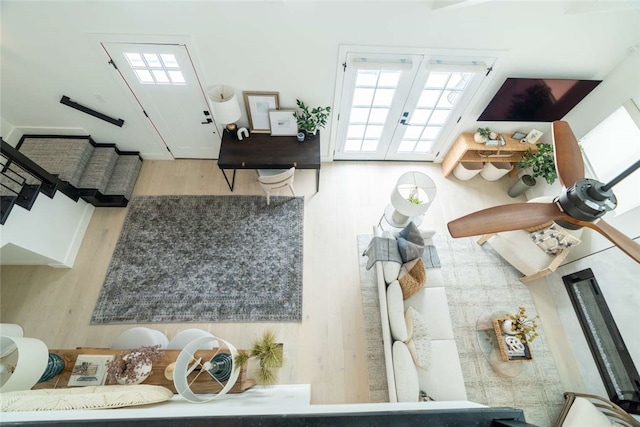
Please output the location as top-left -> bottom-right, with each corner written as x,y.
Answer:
0,159 -> 530,404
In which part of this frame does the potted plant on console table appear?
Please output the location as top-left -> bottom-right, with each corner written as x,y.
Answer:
293,99 -> 331,141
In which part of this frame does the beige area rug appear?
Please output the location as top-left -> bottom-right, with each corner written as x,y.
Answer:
358,233 -> 564,426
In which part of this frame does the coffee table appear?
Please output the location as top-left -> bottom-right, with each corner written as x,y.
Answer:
476,310 -> 530,378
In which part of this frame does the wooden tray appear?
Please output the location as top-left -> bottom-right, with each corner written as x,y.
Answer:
34,348 -> 255,394
492,319 -> 533,362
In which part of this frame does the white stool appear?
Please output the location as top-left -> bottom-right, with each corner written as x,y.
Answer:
453,162 -> 484,181
480,162 -> 513,181
167,329 -> 219,350
111,327 -> 169,350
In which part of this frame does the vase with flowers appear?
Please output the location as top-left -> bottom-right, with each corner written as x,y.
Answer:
106,345 -> 164,385
502,306 -> 540,343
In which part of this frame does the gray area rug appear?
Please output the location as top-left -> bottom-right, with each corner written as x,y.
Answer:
92,195 -> 304,324
358,233 -> 564,426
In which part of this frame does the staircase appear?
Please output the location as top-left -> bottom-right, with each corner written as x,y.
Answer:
1,135 -> 142,225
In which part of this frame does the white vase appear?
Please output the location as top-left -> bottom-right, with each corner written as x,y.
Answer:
474,132 -> 486,143
115,353 -> 153,385
502,319 -> 516,335
116,362 -> 152,385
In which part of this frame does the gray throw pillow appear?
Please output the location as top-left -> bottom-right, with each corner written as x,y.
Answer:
397,222 -> 425,263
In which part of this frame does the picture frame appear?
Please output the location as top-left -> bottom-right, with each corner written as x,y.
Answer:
525,129 -> 543,144
243,91 -> 280,133
511,131 -> 527,140
68,354 -> 114,386
268,110 -> 298,136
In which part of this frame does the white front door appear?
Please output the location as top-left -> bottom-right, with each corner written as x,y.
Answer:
102,42 -> 220,158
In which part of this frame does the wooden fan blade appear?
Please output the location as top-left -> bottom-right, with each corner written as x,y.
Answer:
553,120 -> 585,187
570,219 -> 640,263
448,203 -> 571,237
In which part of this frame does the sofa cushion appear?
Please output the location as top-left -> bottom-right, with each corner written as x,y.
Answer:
404,287 -> 454,341
398,258 -> 426,299
392,341 -> 420,402
405,307 -> 431,368
397,222 -> 425,263
387,281 -> 408,342
416,340 -> 467,401
529,222 -> 581,255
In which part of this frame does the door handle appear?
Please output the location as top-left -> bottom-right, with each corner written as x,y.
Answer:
201,118 -> 213,124
400,111 -> 410,125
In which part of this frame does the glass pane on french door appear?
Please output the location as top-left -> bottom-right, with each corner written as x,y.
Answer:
343,70 -> 404,155
385,68 -> 483,161
334,54 -> 420,160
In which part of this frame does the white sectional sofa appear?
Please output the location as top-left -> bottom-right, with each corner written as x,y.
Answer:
372,226 -> 467,403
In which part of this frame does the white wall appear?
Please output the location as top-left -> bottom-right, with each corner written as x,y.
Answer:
1,1 -> 638,161
0,189 -> 94,268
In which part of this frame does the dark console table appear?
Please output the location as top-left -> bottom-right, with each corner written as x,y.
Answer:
217,131 -> 321,192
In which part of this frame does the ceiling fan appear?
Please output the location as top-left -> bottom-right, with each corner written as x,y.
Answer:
447,120 -> 640,263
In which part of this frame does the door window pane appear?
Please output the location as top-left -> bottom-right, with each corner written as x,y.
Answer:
353,88 -> 375,105
369,109 -> 389,123
124,51 -> 185,85
350,108 -> 370,123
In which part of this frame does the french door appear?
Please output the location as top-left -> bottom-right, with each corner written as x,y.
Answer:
334,52 -> 491,161
102,42 -> 220,159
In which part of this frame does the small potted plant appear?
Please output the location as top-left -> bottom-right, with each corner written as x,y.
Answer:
293,99 -> 331,140
516,142 -> 558,185
474,127 -> 491,143
502,306 -> 540,343
106,345 -> 164,385
234,329 -> 283,385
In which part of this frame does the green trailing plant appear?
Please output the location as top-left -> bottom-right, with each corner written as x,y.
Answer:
476,127 -> 492,139
516,142 -> 558,185
293,99 -> 331,133
506,306 -> 540,343
234,329 -> 283,385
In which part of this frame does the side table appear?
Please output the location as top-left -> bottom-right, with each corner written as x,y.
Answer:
476,311 -> 531,378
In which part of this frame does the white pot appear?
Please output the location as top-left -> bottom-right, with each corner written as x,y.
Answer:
502,319 -> 516,335
474,132 -> 486,143
116,362 -> 152,385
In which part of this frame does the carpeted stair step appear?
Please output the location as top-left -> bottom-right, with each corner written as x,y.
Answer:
77,147 -> 118,193
104,155 -> 142,200
18,137 -> 93,187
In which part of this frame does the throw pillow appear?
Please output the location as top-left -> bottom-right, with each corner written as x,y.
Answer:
404,307 -> 431,369
398,258 -> 426,300
529,222 -> 581,255
392,341 -> 420,402
386,281 -> 408,342
397,222 -> 425,263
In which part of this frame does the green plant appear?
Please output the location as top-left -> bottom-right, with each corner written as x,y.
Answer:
106,345 -> 164,384
506,306 -> 540,343
234,329 -> 283,385
476,127 -> 492,139
516,142 -> 558,185
293,99 -> 331,133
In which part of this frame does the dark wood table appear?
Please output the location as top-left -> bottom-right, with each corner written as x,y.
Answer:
217,131 -> 321,192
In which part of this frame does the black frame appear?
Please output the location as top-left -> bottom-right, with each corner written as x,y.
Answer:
563,268 -> 640,414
